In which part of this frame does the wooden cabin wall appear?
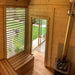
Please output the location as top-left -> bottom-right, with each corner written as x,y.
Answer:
0,7 -> 4,60
25,0 -> 75,75
0,0 -> 29,7
69,17 -> 75,75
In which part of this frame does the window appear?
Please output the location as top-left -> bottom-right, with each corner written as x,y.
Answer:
6,8 -> 25,58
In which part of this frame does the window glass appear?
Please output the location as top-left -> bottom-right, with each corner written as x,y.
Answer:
6,8 -> 25,58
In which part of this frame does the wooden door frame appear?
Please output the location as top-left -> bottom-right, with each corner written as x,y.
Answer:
3,7 -> 26,59
30,15 -> 50,66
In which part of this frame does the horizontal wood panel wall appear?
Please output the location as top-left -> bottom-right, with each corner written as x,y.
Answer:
0,0 -> 30,7
0,7 -> 4,60
30,0 -> 69,5
25,0 -> 75,75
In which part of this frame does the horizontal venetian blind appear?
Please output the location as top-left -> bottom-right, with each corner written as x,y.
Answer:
6,8 -> 25,58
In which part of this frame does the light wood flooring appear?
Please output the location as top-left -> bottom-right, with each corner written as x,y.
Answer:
25,50 -> 52,75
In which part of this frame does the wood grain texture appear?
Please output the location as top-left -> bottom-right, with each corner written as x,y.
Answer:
25,5 -> 55,68
0,7 -> 4,60
0,60 -> 17,75
51,7 -> 68,68
26,0 -> 75,75
27,1 -> 75,74
25,50 -> 53,75
62,2 -> 75,59
62,15 -> 74,59
3,7 -> 7,59
26,4 -> 69,68
0,0 -> 75,75
8,51 -> 34,75
0,0 -> 30,7
29,0 -> 69,5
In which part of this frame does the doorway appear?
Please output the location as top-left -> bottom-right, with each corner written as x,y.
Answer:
32,18 -> 47,55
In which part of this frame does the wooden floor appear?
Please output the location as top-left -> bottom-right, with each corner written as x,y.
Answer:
25,50 -> 52,75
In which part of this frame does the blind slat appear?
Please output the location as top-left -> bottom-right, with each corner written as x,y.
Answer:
6,8 -> 25,58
